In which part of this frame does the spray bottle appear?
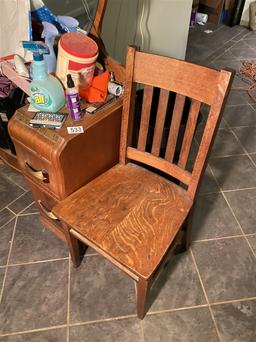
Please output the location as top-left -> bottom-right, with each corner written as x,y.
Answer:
30,0 -> 68,33
41,21 -> 58,73
66,74 -> 82,120
22,41 -> 65,112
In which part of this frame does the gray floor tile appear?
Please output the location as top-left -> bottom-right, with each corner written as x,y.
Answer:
225,189 -> 256,234
69,319 -> 141,342
0,260 -> 68,334
223,105 -> 256,127
0,328 -> 67,342
226,91 -> 249,105
0,220 -> 15,266
0,175 -> 24,211
148,252 -> 206,312
249,153 -> 256,165
233,126 -> 256,153
192,193 -> 241,241
198,166 -> 220,194
0,268 -> 5,290
212,300 -> 256,342
0,165 -> 28,191
19,202 -> 38,215
70,255 -> 136,323
0,208 -> 14,228
143,308 -> 219,342
229,47 -> 256,59
210,155 -> 256,190
192,238 -> 256,303
8,192 -> 34,215
210,129 -> 244,157
9,214 -> 68,264
247,235 -> 256,254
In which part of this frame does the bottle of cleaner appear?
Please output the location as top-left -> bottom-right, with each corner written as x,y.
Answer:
22,41 -> 65,112
41,21 -> 59,73
66,74 -> 82,120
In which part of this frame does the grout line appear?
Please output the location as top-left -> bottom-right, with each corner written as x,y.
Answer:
211,296 -> 256,307
1,295 -> 256,338
193,234 -> 245,243
66,257 -> 71,342
18,212 -> 39,217
0,216 -> 16,230
222,186 -> 256,193
17,201 -> 37,216
190,249 -> 222,342
5,192 -> 28,210
0,217 -> 17,305
6,207 -> 18,216
226,103 -> 255,107
0,325 -> 68,338
147,304 -> 209,316
8,257 -> 70,268
68,314 -> 138,328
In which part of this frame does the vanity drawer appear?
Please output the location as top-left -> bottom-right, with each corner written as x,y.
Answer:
28,180 -> 67,243
14,141 -> 59,196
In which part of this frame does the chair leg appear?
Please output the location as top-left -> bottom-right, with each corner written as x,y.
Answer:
136,278 -> 150,319
63,224 -> 82,268
180,207 -> 194,252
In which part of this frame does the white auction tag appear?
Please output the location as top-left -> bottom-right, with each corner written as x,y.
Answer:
67,126 -> 84,134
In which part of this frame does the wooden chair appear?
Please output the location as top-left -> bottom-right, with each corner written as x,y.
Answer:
53,46 -> 233,319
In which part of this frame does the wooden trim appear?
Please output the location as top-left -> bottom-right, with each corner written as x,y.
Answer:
133,52 -> 220,105
90,0 -> 108,37
127,147 -> 192,185
119,47 -> 137,164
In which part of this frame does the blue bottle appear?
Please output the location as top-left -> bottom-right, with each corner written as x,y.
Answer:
22,41 -> 65,112
41,21 -> 58,73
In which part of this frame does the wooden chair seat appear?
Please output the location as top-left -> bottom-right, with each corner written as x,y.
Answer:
53,162 -> 193,279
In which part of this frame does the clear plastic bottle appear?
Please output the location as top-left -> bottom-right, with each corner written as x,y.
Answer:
66,74 -> 82,120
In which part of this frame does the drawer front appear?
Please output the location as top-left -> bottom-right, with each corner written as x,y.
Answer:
28,180 -> 67,243
14,141 -> 59,196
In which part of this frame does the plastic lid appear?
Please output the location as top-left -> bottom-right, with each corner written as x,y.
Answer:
60,32 -> 98,58
67,74 -> 75,88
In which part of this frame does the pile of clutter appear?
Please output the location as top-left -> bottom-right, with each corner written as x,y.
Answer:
1,0 -> 123,123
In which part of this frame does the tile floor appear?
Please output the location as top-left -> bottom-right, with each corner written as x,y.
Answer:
0,24 -> 256,341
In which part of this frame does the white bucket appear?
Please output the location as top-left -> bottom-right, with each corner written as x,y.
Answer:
56,32 -> 98,88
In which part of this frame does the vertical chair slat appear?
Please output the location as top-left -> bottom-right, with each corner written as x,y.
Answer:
178,99 -> 201,169
165,94 -> 186,162
151,89 -> 169,156
137,85 -> 154,151
119,47 -> 137,164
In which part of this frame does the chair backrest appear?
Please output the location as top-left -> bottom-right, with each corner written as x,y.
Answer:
120,47 -> 233,201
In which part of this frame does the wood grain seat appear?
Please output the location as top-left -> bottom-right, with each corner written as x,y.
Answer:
53,162 -> 193,279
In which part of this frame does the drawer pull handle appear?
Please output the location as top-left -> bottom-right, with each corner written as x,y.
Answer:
25,161 -> 49,182
38,200 -> 58,220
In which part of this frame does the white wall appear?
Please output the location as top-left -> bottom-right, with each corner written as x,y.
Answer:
44,0 -> 85,16
240,0 -> 253,26
102,0 -> 192,64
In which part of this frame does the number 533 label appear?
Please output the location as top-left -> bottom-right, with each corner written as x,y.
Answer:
67,126 -> 84,134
